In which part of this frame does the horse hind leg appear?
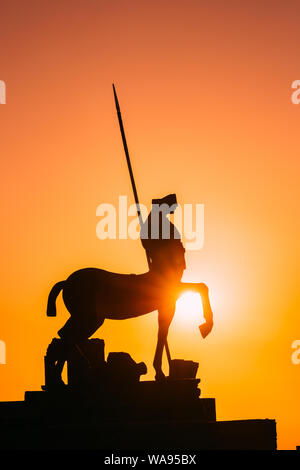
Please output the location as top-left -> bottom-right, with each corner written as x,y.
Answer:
44,338 -> 68,389
46,311 -> 105,388
57,310 -> 105,345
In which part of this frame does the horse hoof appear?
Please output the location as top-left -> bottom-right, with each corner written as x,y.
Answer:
45,378 -> 67,392
155,372 -> 166,382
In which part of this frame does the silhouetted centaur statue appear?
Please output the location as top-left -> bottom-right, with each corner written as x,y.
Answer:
46,194 -> 213,383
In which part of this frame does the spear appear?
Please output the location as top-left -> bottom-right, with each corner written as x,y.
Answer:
112,84 -> 172,367
112,84 -> 143,227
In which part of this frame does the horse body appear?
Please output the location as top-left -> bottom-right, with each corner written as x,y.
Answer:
62,267 -> 167,320
47,265 -> 213,381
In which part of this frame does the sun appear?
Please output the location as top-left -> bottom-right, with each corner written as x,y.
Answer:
174,291 -> 205,329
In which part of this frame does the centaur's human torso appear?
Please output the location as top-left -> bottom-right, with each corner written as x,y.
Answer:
62,268 -> 177,320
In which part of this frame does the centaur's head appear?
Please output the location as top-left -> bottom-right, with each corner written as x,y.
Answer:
151,193 -> 178,214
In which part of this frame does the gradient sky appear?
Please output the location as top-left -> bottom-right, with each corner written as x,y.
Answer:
0,0 -> 300,449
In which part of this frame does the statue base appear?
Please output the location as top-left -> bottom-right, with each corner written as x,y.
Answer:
25,378 -> 215,423
0,387 -> 276,449
0,339 -> 277,449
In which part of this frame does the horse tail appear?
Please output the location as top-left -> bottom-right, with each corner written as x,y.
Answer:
46,281 -> 65,317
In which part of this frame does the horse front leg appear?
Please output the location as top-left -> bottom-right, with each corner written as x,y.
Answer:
197,283 -> 214,338
177,282 -> 214,337
153,306 -> 175,381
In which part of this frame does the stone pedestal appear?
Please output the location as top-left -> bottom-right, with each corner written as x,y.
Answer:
0,339 -> 276,450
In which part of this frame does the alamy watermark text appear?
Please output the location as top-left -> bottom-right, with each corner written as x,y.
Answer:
0,340 -> 6,364
0,80 -> 6,104
96,196 -> 204,251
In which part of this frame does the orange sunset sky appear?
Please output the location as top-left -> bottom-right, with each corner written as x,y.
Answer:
0,0 -> 300,449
